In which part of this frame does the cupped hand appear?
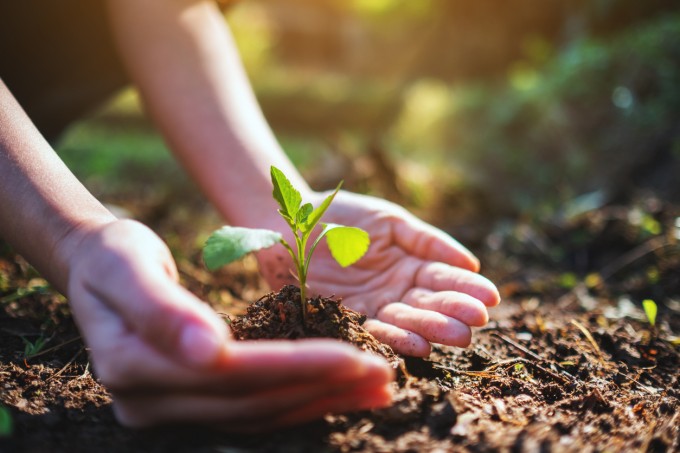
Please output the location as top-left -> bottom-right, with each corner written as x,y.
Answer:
258,191 -> 500,357
65,219 -> 393,430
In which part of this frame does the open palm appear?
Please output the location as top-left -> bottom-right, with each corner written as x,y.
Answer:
258,191 -> 500,356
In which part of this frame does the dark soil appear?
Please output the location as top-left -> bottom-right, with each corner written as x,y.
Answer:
1,195 -> 679,452
230,285 -> 400,367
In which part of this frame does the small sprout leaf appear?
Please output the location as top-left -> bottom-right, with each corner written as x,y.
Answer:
302,181 -> 343,233
271,166 -> 301,220
584,273 -> 602,289
296,203 -> 313,227
323,224 -> 370,267
642,299 -> 657,327
204,226 -> 281,271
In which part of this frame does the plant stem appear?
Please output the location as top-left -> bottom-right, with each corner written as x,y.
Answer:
279,237 -> 307,321
299,270 -> 307,323
296,233 -> 308,323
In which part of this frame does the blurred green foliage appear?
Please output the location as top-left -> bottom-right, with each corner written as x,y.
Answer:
376,12 -> 680,219
56,91 -> 176,191
443,14 -> 680,216
0,404 -> 11,437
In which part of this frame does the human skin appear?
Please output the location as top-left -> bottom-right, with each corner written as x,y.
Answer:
107,0 -> 499,355
0,0 -> 499,430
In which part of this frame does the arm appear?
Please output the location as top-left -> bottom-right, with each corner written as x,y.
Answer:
0,79 -> 228,365
106,0 -> 302,230
0,80 -> 115,292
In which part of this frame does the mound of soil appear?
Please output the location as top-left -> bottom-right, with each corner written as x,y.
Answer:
230,285 -> 400,367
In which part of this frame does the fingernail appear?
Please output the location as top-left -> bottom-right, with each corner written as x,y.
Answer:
359,354 -> 394,379
350,386 -> 394,411
179,324 -> 223,367
361,392 -> 393,410
361,353 -> 390,369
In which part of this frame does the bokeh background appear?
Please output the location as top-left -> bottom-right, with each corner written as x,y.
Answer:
55,0 -> 680,248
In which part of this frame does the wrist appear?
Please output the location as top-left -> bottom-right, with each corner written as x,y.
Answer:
53,215 -> 118,293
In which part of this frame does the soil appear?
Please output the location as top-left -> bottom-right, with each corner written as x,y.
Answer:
1,195 -> 679,452
230,285 -> 400,367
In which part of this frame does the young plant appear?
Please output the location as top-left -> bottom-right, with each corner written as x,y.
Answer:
203,166 -> 370,321
21,334 -> 48,359
642,299 -> 657,327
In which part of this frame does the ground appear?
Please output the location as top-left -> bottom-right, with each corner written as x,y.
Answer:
1,193 -> 678,453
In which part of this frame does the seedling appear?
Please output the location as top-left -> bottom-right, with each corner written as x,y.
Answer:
642,299 -> 657,327
203,166 -> 370,321
21,334 -> 48,359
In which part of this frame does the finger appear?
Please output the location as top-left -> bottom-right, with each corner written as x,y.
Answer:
273,385 -> 393,429
81,259 -> 229,369
393,214 -> 480,271
402,288 -> 489,326
315,256 -> 424,315
363,319 -> 431,357
94,336 -> 392,395
376,303 -> 472,347
218,340 -> 394,391
415,262 -> 500,307
73,220 -> 232,368
113,378 -> 392,429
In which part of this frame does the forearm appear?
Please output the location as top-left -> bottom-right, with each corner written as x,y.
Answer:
107,0 -> 310,229
0,81 -> 115,293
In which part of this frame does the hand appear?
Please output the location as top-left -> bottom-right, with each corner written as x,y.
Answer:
258,192 -> 500,357
64,220 -> 393,430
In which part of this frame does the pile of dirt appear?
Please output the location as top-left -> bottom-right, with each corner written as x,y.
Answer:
230,285 -> 400,367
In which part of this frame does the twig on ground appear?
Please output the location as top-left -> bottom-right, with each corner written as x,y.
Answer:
491,333 -> 543,361
570,319 -> 607,366
615,370 -> 657,395
490,335 -> 577,384
47,349 -> 84,382
432,364 -> 501,379
598,237 -> 670,281
78,362 -> 90,380
490,357 -> 572,385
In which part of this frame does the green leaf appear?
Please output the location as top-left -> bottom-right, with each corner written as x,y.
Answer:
296,203 -> 313,227
203,226 -> 282,271
642,299 -> 657,327
323,224 -> 370,267
271,166 -> 301,221
302,181 -> 342,233
0,405 -> 12,437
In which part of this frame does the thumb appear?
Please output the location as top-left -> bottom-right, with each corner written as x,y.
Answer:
79,262 -> 230,369
123,274 -> 230,368
158,284 -> 231,368
67,220 -> 229,369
